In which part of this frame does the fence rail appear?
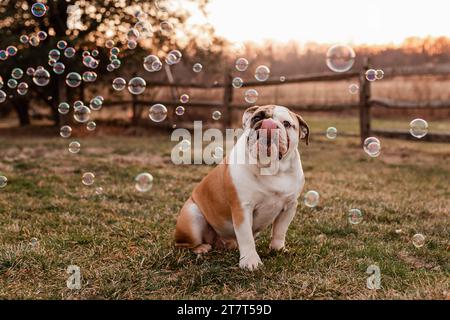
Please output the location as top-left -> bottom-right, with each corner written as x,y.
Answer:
103,59 -> 450,144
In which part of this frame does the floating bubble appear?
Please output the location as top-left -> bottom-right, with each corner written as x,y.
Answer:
33,68 -> 51,86
348,208 -> 363,225
255,65 -> 270,82
160,21 -> 174,34
112,77 -> 126,91
20,35 -> 29,44
60,125 -> 72,138
349,83 -> 359,95
29,237 -> 39,248
64,47 -> 76,58
58,102 -> 70,114
149,104 -> 168,122
82,55 -> 94,68
151,59 -> 163,71
68,141 -> 81,154
7,79 -> 18,89
193,63 -> 203,73
106,64 -> 114,72
48,59 -> 57,67
31,2 -> 47,17
105,39 -> 114,49
48,49 -> 60,61
375,69 -> 384,80
89,98 -> 102,111
280,76 -> 286,82
73,105 -> 91,123
95,186 -> 104,196
6,46 -> 18,57
26,68 -> 35,76
57,40 -> 67,50
66,72 -> 82,88
29,35 -> 40,47
363,137 -> 381,157
232,77 -> 243,88
128,77 -> 146,95
86,121 -> 96,131
82,71 -> 96,82
11,68 -> 24,80
0,176 -> 7,188
304,190 -> 320,208
37,31 -> 47,41
53,62 -> 65,74
73,101 -> 84,111
180,94 -> 189,104
110,47 -> 120,56
17,82 -> 29,95
212,111 -> 222,121
175,106 -> 185,116
143,55 -> 160,72
412,233 -> 425,248
244,89 -> 258,104
127,28 -> 140,41
0,90 -> 6,103
235,58 -> 249,72
92,49 -> 99,57
167,50 -> 182,65
111,59 -> 121,69
326,44 -> 356,73
135,173 -> 153,192
409,119 -> 428,139
128,40 -> 137,50
365,69 -> 377,82
0,50 -> 8,61
82,172 -> 95,186
326,127 -> 337,140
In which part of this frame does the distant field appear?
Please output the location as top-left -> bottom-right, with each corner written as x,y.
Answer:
0,116 -> 449,299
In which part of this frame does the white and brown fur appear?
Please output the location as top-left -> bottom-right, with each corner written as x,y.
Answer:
175,105 -> 309,270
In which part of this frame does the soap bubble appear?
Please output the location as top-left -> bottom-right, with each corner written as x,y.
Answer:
53,62 -> 65,74
73,105 -> 91,123
280,76 -> 286,82
363,137 -> 381,157
37,31 -> 47,41
128,40 -> 137,50
82,172 -> 95,186
17,82 -> 29,95
66,72 -> 82,87
105,39 -> 114,49
0,90 -> 6,103
11,68 -> 24,80
86,121 -> 96,131
30,237 -> 39,247
112,77 -> 126,91
48,59 -> 57,67
232,77 -> 243,88
151,59 -> 163,71
74,101 -> 84,111
127,28 -> 140,41
82,71 -> 97,82
348,209 -> 363,225
92,49 -> 99,57
0,176 -> 7,188
110,47 -> 120,56
167,50 -> 182,65
349,83 -> 359,95
89,97 -> 102,111
64,47 -> 76,58
68,141 -> 81,154
212,111 -> 222,120
60,125 -> 72,138
175,106 -> 185,116
180,94 -> 189,104
244,89 -> 258,104
409,119 -> 428,139
7,79 -> 18,89
48,49 -> 60,61
304,190 -> 320,208
326,44 -> 355,73
375,69 -> 384,80
135,173 -> 153,192
31,3 -> 47,17
143,55 -> 160,72
26,67 -> 35,76
29,35 -> 40,47
58,102 -> 70,114
95,187 -> 104,196
235,58 -> 249,71
160,21 -> 174,34
128,77 -> 146,95
326,127 -> 337,140
255,65 -> 270,82
57,40 -> 67,50
412,233 -> 425,248
33,68 -> 51,86
110,59 -> 121,69
20,35 -> 29,44
365,69 -> 377,82
149,104 -> 168,122
6,46 -> 18,57
0,50 -> 8,60
106,64 -> 114,72
193,63 -> 203,73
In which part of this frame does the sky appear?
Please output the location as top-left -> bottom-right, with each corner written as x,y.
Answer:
204,0 -> 450,45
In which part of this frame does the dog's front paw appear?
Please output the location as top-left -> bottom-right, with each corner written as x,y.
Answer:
269,239 -> 286,251
239,252 -> 262,271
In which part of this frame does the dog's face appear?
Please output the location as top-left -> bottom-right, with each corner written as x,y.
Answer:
243,105 -> 309,162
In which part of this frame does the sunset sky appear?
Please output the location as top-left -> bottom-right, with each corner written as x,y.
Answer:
204,0 -> 450,45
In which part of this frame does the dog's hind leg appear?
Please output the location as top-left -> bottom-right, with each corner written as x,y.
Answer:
175,198 -> 215,254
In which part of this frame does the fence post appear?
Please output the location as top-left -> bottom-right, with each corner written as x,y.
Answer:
223,71 -> 233,128
359,57 -> 372,146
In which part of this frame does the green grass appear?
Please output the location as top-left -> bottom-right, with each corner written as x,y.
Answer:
0,118 -> 449,299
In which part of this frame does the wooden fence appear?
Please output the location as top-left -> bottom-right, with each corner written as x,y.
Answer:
103,58 -> 450,144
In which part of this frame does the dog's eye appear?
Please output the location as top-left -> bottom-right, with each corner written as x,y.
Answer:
252,115 -> 262,123
283,121 -> 292,128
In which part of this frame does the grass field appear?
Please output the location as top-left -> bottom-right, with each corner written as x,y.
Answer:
0,116 -> 449,299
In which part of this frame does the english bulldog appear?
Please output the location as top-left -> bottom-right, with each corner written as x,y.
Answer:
175,105 -> 309,270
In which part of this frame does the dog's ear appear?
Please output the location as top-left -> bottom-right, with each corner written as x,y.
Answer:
242,106 -> 259,128
292,112 -> 310,145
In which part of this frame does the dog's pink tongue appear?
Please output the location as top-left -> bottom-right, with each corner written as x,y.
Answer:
260,119 -> 278,139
